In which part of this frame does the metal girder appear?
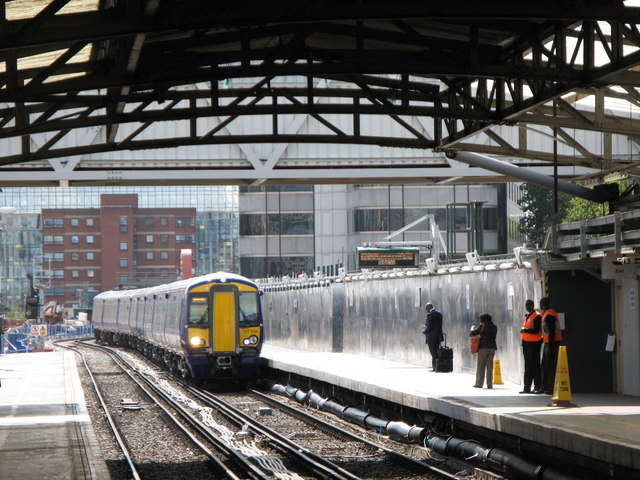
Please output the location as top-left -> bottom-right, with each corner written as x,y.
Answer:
0,165 -> 595,188
0,0 -> 640,185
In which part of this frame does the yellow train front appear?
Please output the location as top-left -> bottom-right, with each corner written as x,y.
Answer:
93,272 -> 263,381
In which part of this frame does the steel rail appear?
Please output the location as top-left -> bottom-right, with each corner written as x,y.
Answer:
56,341 -> 142,480
248,389 -> 458,480
71,340 -> 254,480
183,383 -> 365,480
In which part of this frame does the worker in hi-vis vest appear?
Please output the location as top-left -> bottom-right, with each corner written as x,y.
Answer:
520,299 -> 543,394
538,297 -> 562,394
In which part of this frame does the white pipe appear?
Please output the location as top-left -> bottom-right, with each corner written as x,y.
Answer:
446,151 -> 612,203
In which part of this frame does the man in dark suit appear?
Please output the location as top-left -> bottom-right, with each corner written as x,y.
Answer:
423,302 -> 444,371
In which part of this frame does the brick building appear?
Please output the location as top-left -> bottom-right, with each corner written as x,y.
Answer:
41,194 -> 196,308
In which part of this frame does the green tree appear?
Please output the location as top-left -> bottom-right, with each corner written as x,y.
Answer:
562,196 -> 609,223
562,181 -> 623,223
517,183 -> 570,247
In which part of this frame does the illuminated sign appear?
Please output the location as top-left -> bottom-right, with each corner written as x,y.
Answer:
357,248 -> 418,268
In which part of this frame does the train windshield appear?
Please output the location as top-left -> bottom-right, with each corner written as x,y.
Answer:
188,295 -> 209,325
238,292 -> 260,326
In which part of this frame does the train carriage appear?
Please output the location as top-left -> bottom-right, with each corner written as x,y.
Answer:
93,272 -> 263,381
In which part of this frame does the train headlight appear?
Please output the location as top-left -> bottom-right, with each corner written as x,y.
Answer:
242,335 -> 259,346
190,336 -> 206,347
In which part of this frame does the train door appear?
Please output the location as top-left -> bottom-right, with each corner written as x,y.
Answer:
129,295 -> 137,334
137,297 -> 146,335
143,295 -> 155,339
210,284 -> 239,353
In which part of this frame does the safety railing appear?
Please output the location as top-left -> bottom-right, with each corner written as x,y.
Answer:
1,322 -> 94,354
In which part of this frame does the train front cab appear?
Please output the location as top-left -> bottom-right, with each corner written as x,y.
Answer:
184,280 -> 262,380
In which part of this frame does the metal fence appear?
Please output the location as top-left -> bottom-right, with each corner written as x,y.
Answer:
1,322 -> 94,353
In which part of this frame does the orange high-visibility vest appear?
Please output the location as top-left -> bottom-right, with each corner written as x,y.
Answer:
521,310 -> 542,342
542,308 -> 562,342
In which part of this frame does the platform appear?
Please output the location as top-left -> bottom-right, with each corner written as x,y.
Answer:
0,352 -> 109,480
260,344 -> 640,476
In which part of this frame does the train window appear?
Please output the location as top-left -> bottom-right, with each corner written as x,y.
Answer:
239,292 -> 260,325
188,295 -> 209,325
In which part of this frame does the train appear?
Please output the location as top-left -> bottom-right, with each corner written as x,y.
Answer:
92,272 -> 264,381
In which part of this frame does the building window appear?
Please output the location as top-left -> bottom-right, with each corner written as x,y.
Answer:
160,234 -> 168,243
53,269 -> 64,279
120,258 -> 128,268
483,207 -> 499,230
160,217 -> 168,226
120,242 -> 128,251
239,213 -> 315,236
353,209 -> 387,232
145,217 -> 154,226
44,218 -> 63,228
146,252 -> 154,260
176,217 -> 195,227
86,235 -> 94,244
44,252 -> 64,262
270,213 -> 313,235
239,214 -> 265,235
46,286 -> 65,296
119,216 -> 128,225
71,270 -> 79,278
44,235 -> 64,245
176,234 -> 194,244
71,252 -> 79,261
120,225 -> 128,233
87,269 -> 95,278
146,234 -> 153,243
86,218 -> 94,227
70,235 -> 79,244
70,218 -> 79,227
240,255 -> 314,278
86,252 -> 94,261
161,251 -> 169,260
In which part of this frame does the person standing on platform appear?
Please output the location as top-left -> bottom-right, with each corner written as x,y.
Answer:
423,303 -> 443,371
537,297 -> 562,394
520,299 -> 543,394
471,312 -> 498,389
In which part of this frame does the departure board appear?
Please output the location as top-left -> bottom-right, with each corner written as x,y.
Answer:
357,248 -> 418,268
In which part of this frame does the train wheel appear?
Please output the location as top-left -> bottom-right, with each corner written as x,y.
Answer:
178,358 -> 191,380
169,356 -> 179,375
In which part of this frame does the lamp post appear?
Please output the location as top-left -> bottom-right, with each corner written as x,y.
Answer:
0,206 -> 17,355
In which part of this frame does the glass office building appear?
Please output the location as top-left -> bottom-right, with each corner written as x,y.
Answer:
0,186 -> 238,314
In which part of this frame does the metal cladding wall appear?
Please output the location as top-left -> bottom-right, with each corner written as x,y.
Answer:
264,282 -> 336,353
262,266 -> 536,383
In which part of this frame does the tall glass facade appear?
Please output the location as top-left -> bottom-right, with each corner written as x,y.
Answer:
0,186 -> 238,314
238,185 -> 315,278
0,214 -> 41,315
0,185 -> 237,213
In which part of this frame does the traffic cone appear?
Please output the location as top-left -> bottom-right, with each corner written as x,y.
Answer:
549,346 -> 576,407
493,359 -> 504,385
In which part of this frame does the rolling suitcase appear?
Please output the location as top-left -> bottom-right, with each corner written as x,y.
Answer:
435,333 -> 453,372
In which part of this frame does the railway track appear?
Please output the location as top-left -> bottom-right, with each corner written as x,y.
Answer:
59,339 -> 484,480
59,339 -> 239,479
182,384 -> 456,480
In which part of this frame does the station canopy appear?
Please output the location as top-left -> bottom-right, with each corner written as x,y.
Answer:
2,1 -> 640,187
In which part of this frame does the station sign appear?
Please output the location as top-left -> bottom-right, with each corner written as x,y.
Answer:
357,247 -> 419,269
601,252 -> 639,279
